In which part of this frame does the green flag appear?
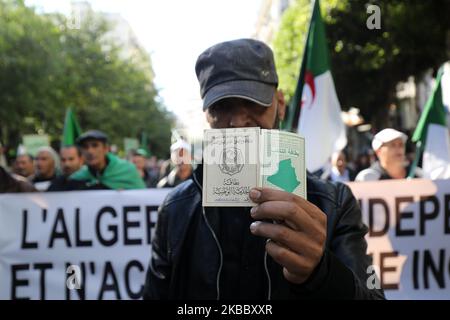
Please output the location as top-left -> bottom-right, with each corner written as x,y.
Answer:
409,66 -> 450,179
62,108 -> 82,146
412,68 -> 446,144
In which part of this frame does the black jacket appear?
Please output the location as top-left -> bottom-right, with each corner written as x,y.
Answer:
47,174 -> 110,191
47,175 -> 72,192
143,165 -> 384,300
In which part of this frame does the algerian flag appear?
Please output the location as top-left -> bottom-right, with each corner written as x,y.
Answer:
284,0 -> 346,172
411,64 -> 450,179
62,108 -> 82,146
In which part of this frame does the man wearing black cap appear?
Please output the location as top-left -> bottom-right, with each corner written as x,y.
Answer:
65,130 -> 145,190
144,39 -> 384,300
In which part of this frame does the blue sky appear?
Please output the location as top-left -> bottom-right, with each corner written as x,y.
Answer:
25,0 -> 263,134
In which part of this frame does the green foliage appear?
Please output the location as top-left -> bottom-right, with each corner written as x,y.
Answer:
273,0 -> 450,126
0,0 -> 174,158
273,0 -> 342,102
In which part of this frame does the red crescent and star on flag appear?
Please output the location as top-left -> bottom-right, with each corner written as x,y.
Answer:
301,70 -> 316,109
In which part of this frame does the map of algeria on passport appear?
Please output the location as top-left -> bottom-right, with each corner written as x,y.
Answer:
203,127 -> 306,207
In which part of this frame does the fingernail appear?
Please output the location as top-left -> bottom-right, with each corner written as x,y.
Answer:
250,206 -> 257,216
250,189 -> 261,200
250,221 -> 260,232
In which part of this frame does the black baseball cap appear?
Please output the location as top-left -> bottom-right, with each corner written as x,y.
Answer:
76,130 -> 108,146
195,38 -> 279,110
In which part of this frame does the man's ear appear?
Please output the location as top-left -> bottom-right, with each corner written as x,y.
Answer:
276,89 -> 286,121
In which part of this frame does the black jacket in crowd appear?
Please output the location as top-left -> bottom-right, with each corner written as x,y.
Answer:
143,165 -> 385,300
47,174 -> 109,191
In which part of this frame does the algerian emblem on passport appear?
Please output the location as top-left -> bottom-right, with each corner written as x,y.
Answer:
203,127 -> 306,207
218,147 -> 244,176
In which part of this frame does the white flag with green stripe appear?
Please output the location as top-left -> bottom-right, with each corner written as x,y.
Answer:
412,63 -> 450,179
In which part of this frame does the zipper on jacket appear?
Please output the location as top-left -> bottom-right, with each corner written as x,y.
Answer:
193,173 -> 224,300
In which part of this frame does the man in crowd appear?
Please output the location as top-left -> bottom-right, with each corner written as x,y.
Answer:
131,148 -> 159,188
14,154 -> 35,179
355,128 -> 422,181
144,39 -> 384,300
67,130 -> 145,190
156,139 -> 193,188
323,150 -> 356,183
32,147 -> 59,191
48,145 -> 84,191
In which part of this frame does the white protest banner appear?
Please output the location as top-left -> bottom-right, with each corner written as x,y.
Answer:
348,179 -> 450,300
2,180 -> 449,300
0,189 -> 171,300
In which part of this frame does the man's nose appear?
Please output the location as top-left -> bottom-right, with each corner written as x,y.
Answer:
228,107 -> 252,128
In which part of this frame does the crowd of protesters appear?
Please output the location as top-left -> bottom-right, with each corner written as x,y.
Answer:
0,126 -> 423,194
0,129 -> 193,193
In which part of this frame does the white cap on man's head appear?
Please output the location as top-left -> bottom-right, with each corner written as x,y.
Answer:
372,128 -> 407,151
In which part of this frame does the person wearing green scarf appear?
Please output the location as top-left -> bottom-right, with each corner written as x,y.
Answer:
67,130 -> 145,190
